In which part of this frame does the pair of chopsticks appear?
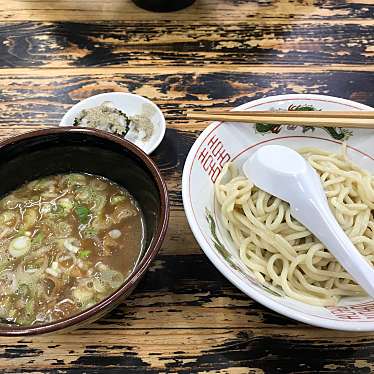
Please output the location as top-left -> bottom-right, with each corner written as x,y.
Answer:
187,110 -> 374,129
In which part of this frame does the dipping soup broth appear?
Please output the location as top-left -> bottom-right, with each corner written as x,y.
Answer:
0,173 -> 145,325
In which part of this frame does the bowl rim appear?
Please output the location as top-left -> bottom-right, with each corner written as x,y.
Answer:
59,92 -> 167,155
0,127 -> 169,336
182,93 -> 374,331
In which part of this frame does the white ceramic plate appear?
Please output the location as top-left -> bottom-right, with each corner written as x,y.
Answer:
182,94 -> 374,331
59,92 -> 166,154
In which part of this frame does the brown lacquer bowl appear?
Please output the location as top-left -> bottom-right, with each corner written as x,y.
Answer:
0,127 -> 169,336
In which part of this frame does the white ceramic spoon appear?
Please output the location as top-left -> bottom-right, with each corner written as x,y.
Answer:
243,144 -> 374,298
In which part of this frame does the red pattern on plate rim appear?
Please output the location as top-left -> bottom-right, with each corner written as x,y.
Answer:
197,134 -> 231,183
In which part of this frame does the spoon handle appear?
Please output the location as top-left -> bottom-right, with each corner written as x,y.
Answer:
291,202 -> 374,298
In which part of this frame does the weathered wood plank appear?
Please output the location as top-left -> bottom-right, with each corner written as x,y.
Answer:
0,326 -> 373,372
1,0 -> 373,22
1,21 -> 374,68
0,68 -> 374,130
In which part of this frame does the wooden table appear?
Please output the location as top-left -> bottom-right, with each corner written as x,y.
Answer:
0,0 -> 374,372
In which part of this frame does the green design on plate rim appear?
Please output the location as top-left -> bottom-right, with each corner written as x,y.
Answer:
255,103 -> 353,141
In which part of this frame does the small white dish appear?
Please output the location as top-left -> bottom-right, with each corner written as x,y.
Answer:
59,92 -> 166,154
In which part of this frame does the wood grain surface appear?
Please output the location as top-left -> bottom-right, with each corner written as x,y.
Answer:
1,0 -> 374,373
2,0 -> 374,22
1,21 -> 374,68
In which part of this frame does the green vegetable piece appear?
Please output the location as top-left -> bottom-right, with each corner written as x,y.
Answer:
83,227 -> 97,239
93,195 -> 106,212
74,205 -> 90,224
15,228 -> 26,237
17,284 -> 30,297
78,249 -> 91,259
76,186 -> 95,202
58,198 -> 74,212
25,299 -> 34,316
25,257 -> 45,272
32,232 -> 44,246
9,236 -> 31,258
8,309 -> 16,318
53,204 -> 65,216
110,195 -> 126,205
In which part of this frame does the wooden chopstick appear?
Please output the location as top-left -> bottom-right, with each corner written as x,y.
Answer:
205,111 -> 374,118
187,111 -> 374,129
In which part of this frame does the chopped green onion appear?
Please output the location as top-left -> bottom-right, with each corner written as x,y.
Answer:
53,204 -> 65,215
25,257 -> 45,272
15,228 -> 27,237
73,287 -> 93,306
74,205 -> 90,224
57,222 -> 72,237
82,227 -> 97,239
58,198 -> 74,212
9,236 -> 31,258
63,238 -> 80,254
0,211 -> 15,225
110,195 -> 126,205
23,208 -> 38,229
31,232 -> 44,246
93,195 -> 106,212
102,269 -> 124,289
8,309 -> 16,318
64,174 -> 87,189
78,249 -> 91,259
25,299 -> 34,316
16,284 -> 30,297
